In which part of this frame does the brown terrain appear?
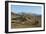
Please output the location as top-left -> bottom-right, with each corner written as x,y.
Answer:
11,12 -> 41,28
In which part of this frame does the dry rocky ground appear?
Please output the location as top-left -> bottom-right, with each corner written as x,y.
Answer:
11,12 -> 41,28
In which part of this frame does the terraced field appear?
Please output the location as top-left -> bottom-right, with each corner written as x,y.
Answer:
11,12 -> 41,28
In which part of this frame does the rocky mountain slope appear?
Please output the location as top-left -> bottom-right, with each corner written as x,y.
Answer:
11,12 -> 41,28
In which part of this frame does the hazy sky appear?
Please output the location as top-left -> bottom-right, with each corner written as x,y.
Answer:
11,5 -> 42,15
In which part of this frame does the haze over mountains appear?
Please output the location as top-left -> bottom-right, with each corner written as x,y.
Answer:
11,12 -> 41,16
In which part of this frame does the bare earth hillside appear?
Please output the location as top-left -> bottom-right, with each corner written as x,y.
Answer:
11,12 -> 41,28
